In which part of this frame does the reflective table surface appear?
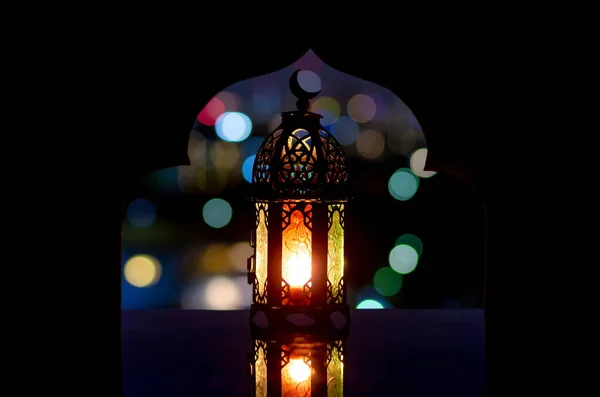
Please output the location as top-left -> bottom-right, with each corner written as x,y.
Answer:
122,310 -> 485,396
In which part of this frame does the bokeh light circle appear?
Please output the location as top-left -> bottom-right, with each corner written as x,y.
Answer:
389,244 -> 419,274
395,233 -> 423,256
410,148 -> 437,178
197,97 -> 225,126
187,131 -> 207,164
318,110 -> 336,127
355,286 -> 391,309
202,198 -> 233,228
356,129 -> 385,159
368,92 -> 389,122
388,168 -> 420,201
310,96 -> 340,126
347,94 -> 377,123
204,276 -> 243,310
201,243 -> 231,273
329,116 -> 359,145
123,254 -> 162,288
297,70 -> 322,93
242,155 -> 256,183
229,242 -> 255,272
373,267 -> 403,296
126,198 -> 157,228
357,299 -> 385,309
209,141 -> 241,171
215,112 -> 252,142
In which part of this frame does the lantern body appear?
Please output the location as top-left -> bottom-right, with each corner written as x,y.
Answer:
249,333 -> 345,397
248,109 -> 350,337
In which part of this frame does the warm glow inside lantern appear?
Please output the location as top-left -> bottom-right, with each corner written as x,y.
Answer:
248,70 -> 350,336
249,334 -> 345,397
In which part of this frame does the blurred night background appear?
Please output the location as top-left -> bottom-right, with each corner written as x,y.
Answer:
121,51 -> 485,311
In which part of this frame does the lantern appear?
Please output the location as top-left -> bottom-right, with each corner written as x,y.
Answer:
248,332 -> 346,397
248,70 -> 350,337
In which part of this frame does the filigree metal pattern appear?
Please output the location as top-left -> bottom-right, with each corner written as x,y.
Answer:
326,277 -> 345,305
327,204 -> 345,230
279,129 -> 319,185
255,202 -> 269,228
254,339 -> 268,364
251,115 -> 348,201
253,277 -> 269,304
281,279 -> 312,306
319,130 -> 348,185
253,129 -> 282,184
281,203 -> 313,230
325,340 -> 345,367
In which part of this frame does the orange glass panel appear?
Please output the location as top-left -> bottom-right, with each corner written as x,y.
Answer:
282,204 -> 312,304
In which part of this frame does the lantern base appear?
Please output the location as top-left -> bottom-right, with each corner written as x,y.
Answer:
249,303 -> 350,340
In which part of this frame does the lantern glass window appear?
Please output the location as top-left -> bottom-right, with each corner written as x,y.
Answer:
251,337 -> 345,397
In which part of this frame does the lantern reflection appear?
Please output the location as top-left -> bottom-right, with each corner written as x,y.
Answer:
250,333 -> 345,397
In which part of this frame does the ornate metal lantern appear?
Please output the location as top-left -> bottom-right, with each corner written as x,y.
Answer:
248,70 -> 350,337
249,333 -> 345,397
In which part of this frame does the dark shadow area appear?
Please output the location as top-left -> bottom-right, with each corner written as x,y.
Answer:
122,310 -> 485,396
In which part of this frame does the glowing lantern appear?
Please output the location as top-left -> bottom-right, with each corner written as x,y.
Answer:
249,334 -> 345,397
248,70 -> 350,337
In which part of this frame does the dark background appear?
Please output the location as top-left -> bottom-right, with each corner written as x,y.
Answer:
33,19 -> 570,395
122,52 -> 485,311
122,310 -> 486,396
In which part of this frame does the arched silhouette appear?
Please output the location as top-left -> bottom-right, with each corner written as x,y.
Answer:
123,52 -> 485,312
120,47 -> 492,395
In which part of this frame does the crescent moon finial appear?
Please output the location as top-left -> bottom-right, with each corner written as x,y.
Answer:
289,69 -> 321,112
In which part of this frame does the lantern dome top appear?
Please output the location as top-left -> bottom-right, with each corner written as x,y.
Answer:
251,70 -> 349,202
